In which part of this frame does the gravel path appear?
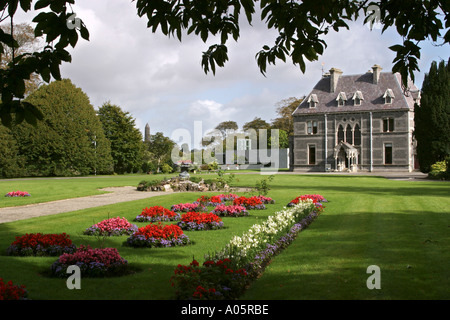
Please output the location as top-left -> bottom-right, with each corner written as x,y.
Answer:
0,186 -> 171,224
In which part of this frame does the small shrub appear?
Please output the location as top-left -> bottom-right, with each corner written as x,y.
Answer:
428,160 -> 448,180
189,177 -> 202,184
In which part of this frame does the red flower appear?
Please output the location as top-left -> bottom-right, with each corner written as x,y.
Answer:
134,223 -> 185,240
11,233 -> 72,248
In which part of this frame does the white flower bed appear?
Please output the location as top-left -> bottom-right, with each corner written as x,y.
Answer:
208,199 -> 316,267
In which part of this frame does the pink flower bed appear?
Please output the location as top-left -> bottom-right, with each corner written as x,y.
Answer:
5,191 -> 30,197
51,245 -> 129,278
171,202 -> 205,212
83,217 -> 138,236
211,205 -> 249,217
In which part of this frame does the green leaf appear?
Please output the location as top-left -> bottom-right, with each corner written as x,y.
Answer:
34,0 -> 52,10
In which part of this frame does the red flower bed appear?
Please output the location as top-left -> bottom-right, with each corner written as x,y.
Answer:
6,233 -> 76,256
5,190 -> 30,197
171,258 -> 249,300
0,278 -> 27,300
287,194 -> 327,206
135,206 -> 181,222
177,212 -> 224,231
233,196 -> 266,210
125,223 -> 190,248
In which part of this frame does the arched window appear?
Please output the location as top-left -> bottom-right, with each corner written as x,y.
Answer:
337,125 -> 344,143
354,124 -> 361,146
346,124 -> 353,145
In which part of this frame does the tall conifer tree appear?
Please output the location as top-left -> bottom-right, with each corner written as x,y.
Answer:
414,59 -> 450,172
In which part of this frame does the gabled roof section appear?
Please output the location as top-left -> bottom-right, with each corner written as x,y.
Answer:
336,92 -> 347,101
307,94 -> 319,103
352,90 -> 364,101
293,67 -> 418,116
383,88 -> 395,98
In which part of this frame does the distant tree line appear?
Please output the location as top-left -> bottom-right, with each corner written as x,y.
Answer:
0,79 -> 177,178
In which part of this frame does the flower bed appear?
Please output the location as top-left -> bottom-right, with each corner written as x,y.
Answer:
211,204 -> 249,217
170,258 -> 249,300
6,233 -> 76,256
0,278 -> 28,300
233,196 -> 266,210
210,199 -> 318,268
196,194 -> 239,207
50,245 -> 129,278
174,196 -> 325,300
177,212 -> 224,231
135,206 -> 181,222
247,210 -> 321,276
125,223 -> 190,248
5,191 -> 30,197
256,195 -> 275,204
171,202 -> 205,213
287,194 -> 327,206
83,217 -> 138,237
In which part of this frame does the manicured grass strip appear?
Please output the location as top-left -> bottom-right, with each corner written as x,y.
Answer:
241,178 -> 450,300
0,174 -> 448,300
0,191 -> 278,300
0,174 -> 176,208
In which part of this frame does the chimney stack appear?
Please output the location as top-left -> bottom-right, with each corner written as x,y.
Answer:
329,68 -> 343,93
372,64 -> 382,84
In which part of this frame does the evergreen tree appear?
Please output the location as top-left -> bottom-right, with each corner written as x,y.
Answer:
414,59 -> 450,173
11,79 -> 113,176
97,103 -> 144,174
0,125 -> 26,178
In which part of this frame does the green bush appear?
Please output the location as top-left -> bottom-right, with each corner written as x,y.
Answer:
161,163 -> 173,174
189,177 -> 202,184
428,160 -> 448,180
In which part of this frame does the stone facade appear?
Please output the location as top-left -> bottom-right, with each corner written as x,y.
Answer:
292,65 -> 420,172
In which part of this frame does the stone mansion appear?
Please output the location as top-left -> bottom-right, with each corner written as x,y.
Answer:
292,64 -> 421,172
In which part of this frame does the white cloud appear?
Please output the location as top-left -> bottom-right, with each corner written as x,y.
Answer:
12,0 -> 450,144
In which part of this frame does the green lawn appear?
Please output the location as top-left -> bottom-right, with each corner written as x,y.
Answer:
0,173 -> 448,300
0,174 -> 168,208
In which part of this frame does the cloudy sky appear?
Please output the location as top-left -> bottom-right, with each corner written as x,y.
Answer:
16,1 -> 449,149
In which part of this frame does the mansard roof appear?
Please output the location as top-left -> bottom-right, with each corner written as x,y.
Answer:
294,70 -> 419,116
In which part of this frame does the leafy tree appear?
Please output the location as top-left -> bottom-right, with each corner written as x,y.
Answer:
271,97 -> 303,136
0,0 -> 90,127
0,22 -> 43,96
1,1 -> 448,125
215,120 -> 238,137
414,58 -> 450,173
0,124 -> 26,178
134,0 -> 449,86
97,103 -> 144,174
146,132 -> 176,173
243,117 -> 271,132
10,79 -> 113,176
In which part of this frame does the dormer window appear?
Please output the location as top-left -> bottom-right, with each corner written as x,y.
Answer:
336,92 -> 347,107
307,94 -> 318,108
383,89 -> 395,104
352,90 -> 364,106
